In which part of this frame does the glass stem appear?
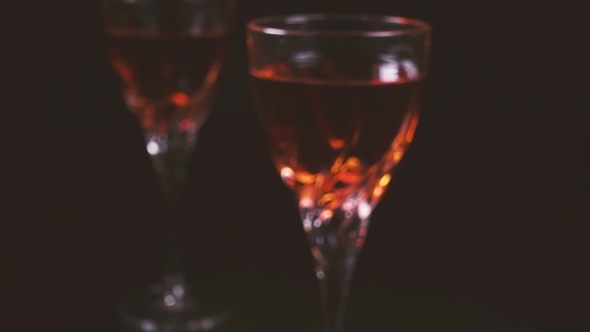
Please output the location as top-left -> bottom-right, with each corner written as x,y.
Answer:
149,130 -> 198,310
316,242 -> 358,332
301,198 -> 371,332
160,164 -> 190,310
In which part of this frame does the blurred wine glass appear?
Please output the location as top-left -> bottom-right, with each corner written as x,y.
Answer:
102,0 -> 235,331
247,14 -> 431,332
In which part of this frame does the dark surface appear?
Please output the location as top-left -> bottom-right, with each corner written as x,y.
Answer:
6,0 -> 587,331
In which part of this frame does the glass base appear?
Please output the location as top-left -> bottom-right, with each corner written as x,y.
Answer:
119,283 -> 230,331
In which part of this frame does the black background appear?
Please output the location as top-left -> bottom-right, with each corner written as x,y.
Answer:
6,0 -> 587,331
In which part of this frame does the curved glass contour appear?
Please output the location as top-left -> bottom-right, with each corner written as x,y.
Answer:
102,0 -> 236,330
247,14 -> 430,332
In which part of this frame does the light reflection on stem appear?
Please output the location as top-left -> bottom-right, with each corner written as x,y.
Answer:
145,124 -> 198,310
301,196 -> 372,332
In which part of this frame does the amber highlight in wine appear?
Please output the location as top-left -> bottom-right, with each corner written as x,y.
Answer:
107,29 -> 228,134
252,68 -> 422,209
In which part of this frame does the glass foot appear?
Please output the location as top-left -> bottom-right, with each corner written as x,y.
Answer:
119,283 -> 230,331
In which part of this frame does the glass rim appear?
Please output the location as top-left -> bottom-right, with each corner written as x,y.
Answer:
247,13 -> 431,37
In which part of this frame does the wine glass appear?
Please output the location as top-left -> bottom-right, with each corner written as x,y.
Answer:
247,14 -> 431,332
102,0 -> 235,331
